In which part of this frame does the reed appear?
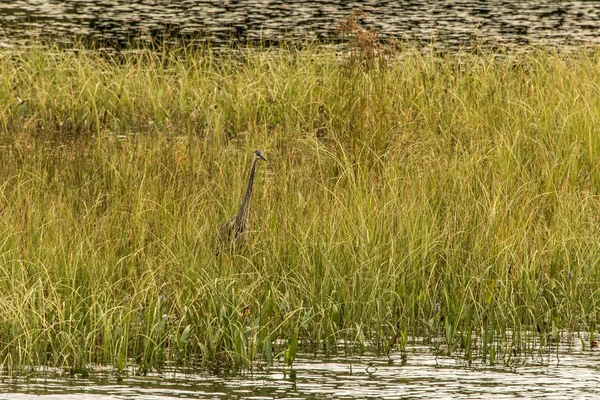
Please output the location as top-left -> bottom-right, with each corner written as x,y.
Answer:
0,41 -> 599,373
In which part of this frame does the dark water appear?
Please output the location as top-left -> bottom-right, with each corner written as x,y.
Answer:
1,1 -> 600,50
2,342 -> 600,399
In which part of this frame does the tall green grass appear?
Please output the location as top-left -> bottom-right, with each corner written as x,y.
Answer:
0,42 -> 600,373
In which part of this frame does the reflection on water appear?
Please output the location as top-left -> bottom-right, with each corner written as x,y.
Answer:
2,340 -> 600,399
1,1 -> 600,49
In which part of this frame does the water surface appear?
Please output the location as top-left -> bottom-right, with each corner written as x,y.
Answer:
1,1 -> 600,50
2,341 -> 600,399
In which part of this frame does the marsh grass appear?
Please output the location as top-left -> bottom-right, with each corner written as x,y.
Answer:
1,40 -> 600,373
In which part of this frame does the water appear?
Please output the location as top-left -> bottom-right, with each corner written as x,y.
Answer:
1,1 -> 600,50
2,341 -> 600,399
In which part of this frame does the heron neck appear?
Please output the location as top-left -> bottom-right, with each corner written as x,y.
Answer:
237,157 -> 259,222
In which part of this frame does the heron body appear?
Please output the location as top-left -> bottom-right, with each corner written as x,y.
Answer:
219,149 -> 267,246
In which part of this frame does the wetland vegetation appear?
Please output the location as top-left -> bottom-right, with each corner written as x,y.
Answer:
1,39 -> 600,375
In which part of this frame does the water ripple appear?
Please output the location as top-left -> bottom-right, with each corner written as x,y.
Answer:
1,1 -> 600,50
2,341 -> 600,399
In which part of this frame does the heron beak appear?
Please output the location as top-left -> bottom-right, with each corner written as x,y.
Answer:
258,153 -> 267,162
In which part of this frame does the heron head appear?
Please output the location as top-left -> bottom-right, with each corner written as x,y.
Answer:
255,149 -> 267,162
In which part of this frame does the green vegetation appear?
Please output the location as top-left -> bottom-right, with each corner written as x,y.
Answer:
0,41 -> 600,374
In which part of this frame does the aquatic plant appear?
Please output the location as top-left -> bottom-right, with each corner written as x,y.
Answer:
0,40 -> 599,373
